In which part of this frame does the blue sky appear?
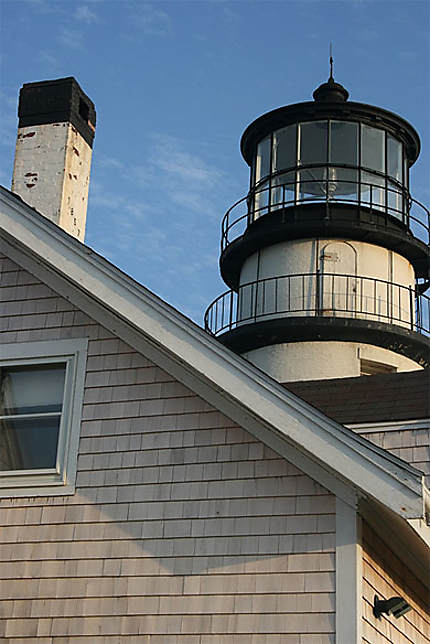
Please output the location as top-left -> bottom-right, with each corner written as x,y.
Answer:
1,0 -> 429,324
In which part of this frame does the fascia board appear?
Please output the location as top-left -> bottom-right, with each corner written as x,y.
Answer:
347,419 -> 430,433
0,188 -> 425,518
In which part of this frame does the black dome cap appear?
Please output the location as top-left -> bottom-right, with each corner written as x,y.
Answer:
313,75 -> 349,103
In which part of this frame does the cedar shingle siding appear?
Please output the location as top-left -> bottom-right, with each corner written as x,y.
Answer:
362,521 -> 430,643
0,256 -> 336,642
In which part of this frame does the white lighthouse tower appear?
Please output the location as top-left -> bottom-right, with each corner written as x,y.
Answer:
205,74 -> 429,381
11,77 -> 96,241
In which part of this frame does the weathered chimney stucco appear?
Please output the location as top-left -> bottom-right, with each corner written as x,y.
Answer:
11,77 -> 96,241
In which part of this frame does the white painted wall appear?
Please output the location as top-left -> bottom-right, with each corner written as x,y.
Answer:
239,239 -> 415,286
242,341 -> 422,382
12,123 -> 92,241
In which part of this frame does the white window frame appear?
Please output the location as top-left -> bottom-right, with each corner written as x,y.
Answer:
0,338 -> 87,497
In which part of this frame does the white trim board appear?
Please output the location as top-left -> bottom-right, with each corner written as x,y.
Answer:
336,496 -> 362,643
0,187 -> 427,519
347,419 -> 430,434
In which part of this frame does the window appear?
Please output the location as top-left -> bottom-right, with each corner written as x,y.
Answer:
361,125 -> 385,172
329,121 -> 358,165
360,359 -> 397,376
0,338 -> 87,497
255,135 -> 271,184
298,121 -> 328,165
272,125 -> 296,173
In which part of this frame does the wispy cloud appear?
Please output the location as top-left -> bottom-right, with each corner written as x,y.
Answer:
20,0 -> 63,14
150,134 -> 220,187
57,26 -> 85,50
38,50 -> 61,70
132,3 -> 172,36
75,5 -> 99,24
146,133 -> 223,216
90,180 -> 147,221
0,91 -> 17,150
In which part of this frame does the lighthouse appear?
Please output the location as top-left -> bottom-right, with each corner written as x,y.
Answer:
205,72 -> 429,381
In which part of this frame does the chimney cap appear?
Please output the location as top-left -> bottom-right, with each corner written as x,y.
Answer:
18,76 -> 96,147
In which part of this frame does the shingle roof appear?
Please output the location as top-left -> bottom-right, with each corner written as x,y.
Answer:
283,369 -> 430,424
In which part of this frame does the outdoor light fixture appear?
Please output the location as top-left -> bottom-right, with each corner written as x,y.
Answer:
373,594 -> 412,619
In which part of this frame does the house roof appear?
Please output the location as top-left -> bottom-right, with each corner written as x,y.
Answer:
283,370 -> 430,425
0,184 -> 428,524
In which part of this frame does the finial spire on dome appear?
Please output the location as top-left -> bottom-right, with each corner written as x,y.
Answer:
329,42 -> 334,80
313,46 -> 349,103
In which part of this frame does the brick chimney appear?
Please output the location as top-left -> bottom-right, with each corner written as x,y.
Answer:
11,77 -> 96,241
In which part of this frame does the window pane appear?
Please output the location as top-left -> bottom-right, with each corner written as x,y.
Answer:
387,179 -> 404,220
255,136 -> 271,182
298,121 -> 328,165
330,121 -> 358,165
328,167 -> 358,201
272,125 -> 296,173
298,168 -> 327,201
361,125 -> 385,172
0,416 -> 60,470
0,364 -> 66,415
253,179 -> 270,218
361,171 -> 386,209
387,135 -> 403,182
271,171 -> 295,207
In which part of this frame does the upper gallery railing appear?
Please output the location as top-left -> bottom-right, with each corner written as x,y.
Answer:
221,168 -> 430,253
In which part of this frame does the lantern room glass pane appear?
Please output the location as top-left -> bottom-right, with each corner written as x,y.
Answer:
298,167 -> 327,201
298,121 -> 328,165
387,180 -> 404,220
271,172 -> 295,207
330,121 -> 358,165
255,136 -> 271,183
361,171 -> 386,210
328,167 -> 358,201
272,125 -> 296,173
253,179 -> 270,219
387,135 -> 403,182
361,125 -> 385,172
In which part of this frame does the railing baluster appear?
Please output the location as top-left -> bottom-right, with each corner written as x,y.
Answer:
288,276 -> 291,313
332,273 -> 335,313
409,286 -> 414,330
262,279 -> 266,316
302,274 -> 305,311
316,269 -> 320,315
398,286 -> 401,323
371,278 -> 375,317
346,275 -> 349,315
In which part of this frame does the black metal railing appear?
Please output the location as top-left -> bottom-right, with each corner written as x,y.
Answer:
205,273 -> 430,338
221,169 -> 430,253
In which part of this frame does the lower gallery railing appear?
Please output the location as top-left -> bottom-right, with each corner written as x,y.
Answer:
205,273 -> 430,338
